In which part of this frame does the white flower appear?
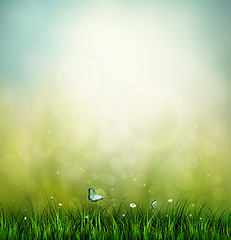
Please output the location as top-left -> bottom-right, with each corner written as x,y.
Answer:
130,203 -> 136,208
189,214 -> 192,217
122,214 -> 125,217
24,217 -> 27,221
200,217 -> 202,220
58,203 -> 62,207
85,215 -> 89,219
168,199 -> 173,203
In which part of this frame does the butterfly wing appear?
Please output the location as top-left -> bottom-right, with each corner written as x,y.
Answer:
91,194 -> 103,202
151,200 -> 157,209
88,188 -> 103,202
88,188 -> 95,201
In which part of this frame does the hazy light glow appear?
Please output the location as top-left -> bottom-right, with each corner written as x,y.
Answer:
0,1 -> 230,209
59,7 -> 224,136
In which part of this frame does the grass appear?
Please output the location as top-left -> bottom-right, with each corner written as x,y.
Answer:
0,197 -> 230,239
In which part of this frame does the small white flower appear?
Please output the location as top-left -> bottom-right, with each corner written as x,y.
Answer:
50,196 -> 54,200
85,215 -> 89,219
122,214 -> 125,217
130,203 -> 136,208
168,199 -> 173,203
24,217 -> 27,221
200,217 -> 202,220
189,214 -> 192,217
58,203 -> 62,207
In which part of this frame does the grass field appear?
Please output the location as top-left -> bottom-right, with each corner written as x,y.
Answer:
0,197 -> 230,240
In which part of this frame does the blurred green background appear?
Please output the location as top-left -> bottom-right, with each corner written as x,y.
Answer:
0,0 -> 230,210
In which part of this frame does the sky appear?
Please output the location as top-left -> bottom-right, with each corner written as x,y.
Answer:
0,0 -> 230,210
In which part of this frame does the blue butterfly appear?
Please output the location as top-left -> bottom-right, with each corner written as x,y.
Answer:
151,200 -> 157,209
88,188 -> 103,202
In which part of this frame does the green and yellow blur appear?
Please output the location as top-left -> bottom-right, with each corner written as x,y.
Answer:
0,0 -> 230,210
